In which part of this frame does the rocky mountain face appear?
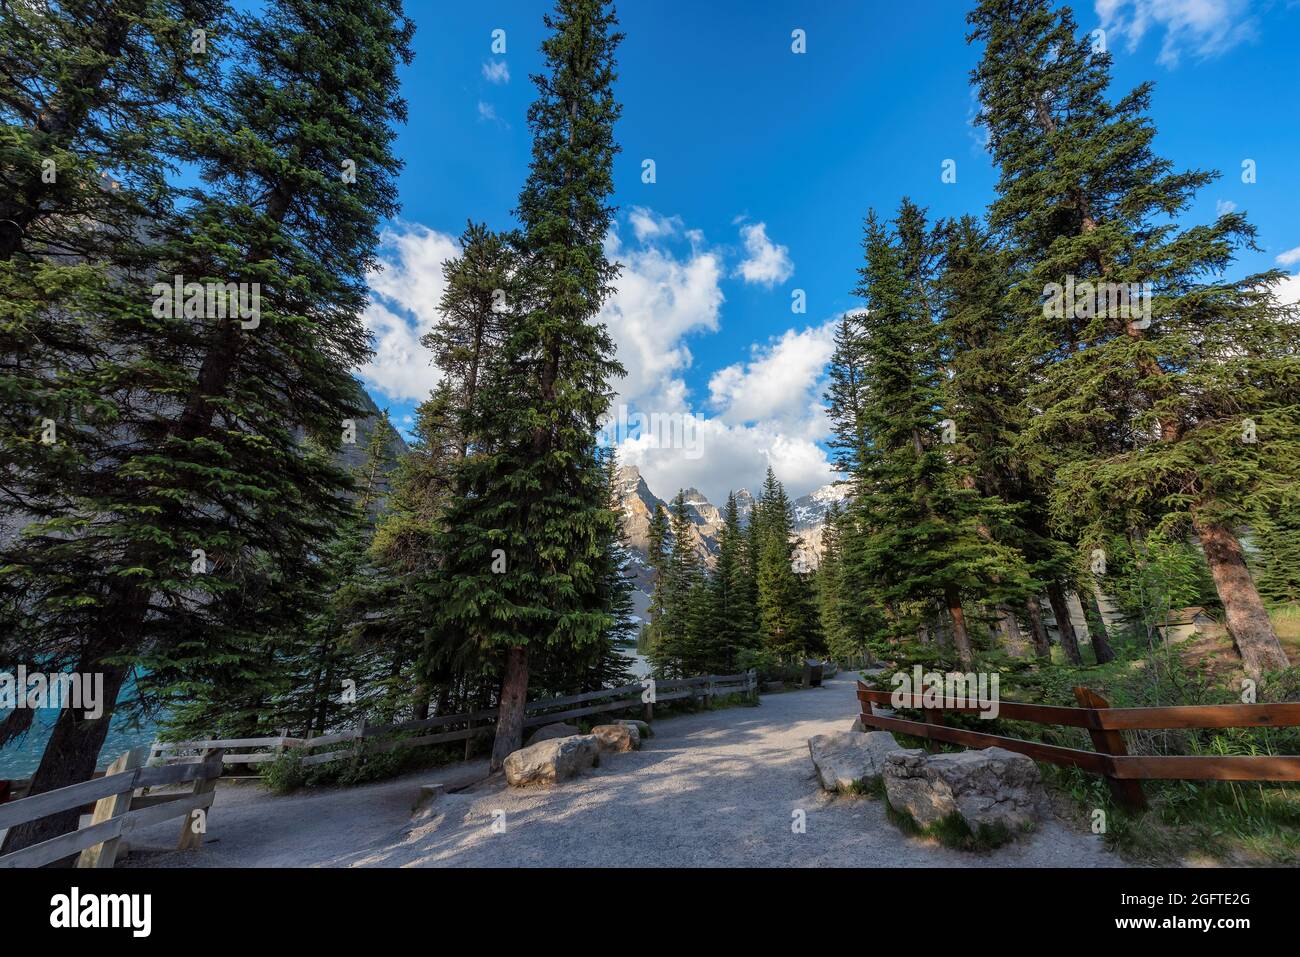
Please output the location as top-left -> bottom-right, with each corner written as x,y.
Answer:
614,464 -> 846,582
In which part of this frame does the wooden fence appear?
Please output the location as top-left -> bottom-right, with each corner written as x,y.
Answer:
148,670 -> 758,772
0,747 -> 223,869
0,671 -> 757,868
857,680 -> 1300,809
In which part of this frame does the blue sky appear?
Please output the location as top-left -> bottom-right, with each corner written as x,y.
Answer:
360,0 -> 1300,504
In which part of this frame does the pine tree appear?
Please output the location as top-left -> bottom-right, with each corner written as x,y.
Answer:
935,215 -> 1101,662
649,490 -> 709,676
753,468 -> 818,659
841,205 -> 1030,669
0,0 -> 222,262
969,0 -> 1298,677
0,0 -> 223,752
0,0 -> 414,853
825,313 -> 872,479
431,0 -> 625,769
1250,507 -> 1300,605
709,491 -> 759,670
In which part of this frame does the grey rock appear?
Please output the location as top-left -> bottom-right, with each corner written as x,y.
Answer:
882,746 -> 1041,831
807,730 -> 901,792
504,735 -> 600,788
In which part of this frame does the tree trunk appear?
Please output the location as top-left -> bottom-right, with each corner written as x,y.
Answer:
1194,517 -> 1290,677
1045,584 -> 1084,665
944,586 -> 974,669
995,602 -> 1025,655
1085,587 -> 1116,664
1023,596 -> 1052,660
490,645 -> 530,772
0,660 -> 129,857
412,686 -> 430,723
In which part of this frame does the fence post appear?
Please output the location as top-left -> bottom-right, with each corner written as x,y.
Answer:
178,747 -> 224,851
704,677 -> 714,710
76,746 -> 147,869
920,699 -> 945,753
1074,687 -> 1147,811
464,714 -> 475,761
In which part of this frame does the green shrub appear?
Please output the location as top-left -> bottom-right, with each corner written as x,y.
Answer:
262,751 -> 307,795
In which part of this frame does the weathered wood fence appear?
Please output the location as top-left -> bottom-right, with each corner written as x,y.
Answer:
0,747 -> 223,869
147,670 -> 759,772
0,671 -> 757,868
857,680 -> 1300,809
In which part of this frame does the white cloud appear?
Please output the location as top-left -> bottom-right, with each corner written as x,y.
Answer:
602,215 -> 832,501
1215,199 -> 1237,216
477,101 -> 498,122
1096,0 -> 1257,67
601,221 -> 724,411
735,221 -> 794,287
627,206 -> 683,243
481,60 -> 510,84
708,322 -> 837,435
1272,273 -> 1300,308
1275,247 -> 1300,267
360,224 -> 460,402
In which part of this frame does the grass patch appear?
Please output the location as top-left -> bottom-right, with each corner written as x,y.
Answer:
842,775 -> 887,798
884,802 -> 1023,851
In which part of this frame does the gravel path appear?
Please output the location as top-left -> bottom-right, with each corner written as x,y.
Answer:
124,675 -> 1121,867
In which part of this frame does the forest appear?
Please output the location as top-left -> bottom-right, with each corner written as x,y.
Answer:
1,0 -> 1297,865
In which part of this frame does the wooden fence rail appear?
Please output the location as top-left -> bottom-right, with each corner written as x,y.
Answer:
146,670 -> 759,774
856,681 -> 1300,810
0,748 -> 224,869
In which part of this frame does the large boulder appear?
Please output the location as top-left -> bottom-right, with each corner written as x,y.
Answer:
526,722 -> 581,746
591,723 -> 640,753
807,730 -> 900,793
882,746 -> 1041,831
504,735 -> 600,787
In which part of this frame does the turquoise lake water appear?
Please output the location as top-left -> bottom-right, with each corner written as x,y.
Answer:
0,705 -> 161,779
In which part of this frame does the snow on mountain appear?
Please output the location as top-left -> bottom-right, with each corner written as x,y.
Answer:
614,465 -> 844,591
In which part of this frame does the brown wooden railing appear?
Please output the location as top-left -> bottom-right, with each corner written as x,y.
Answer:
856,680 -> 1300,810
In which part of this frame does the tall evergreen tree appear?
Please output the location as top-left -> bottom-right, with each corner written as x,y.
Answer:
935,215 -> 1102,662
649,490 -> 709,676
842,205 -> 1029,668
431,0 -> 625,769
753,468 -> 819,659
969,0 -> 1298,677
825,312 -> 872,479
709,491 -> 759,670
0,0 -> 414,853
